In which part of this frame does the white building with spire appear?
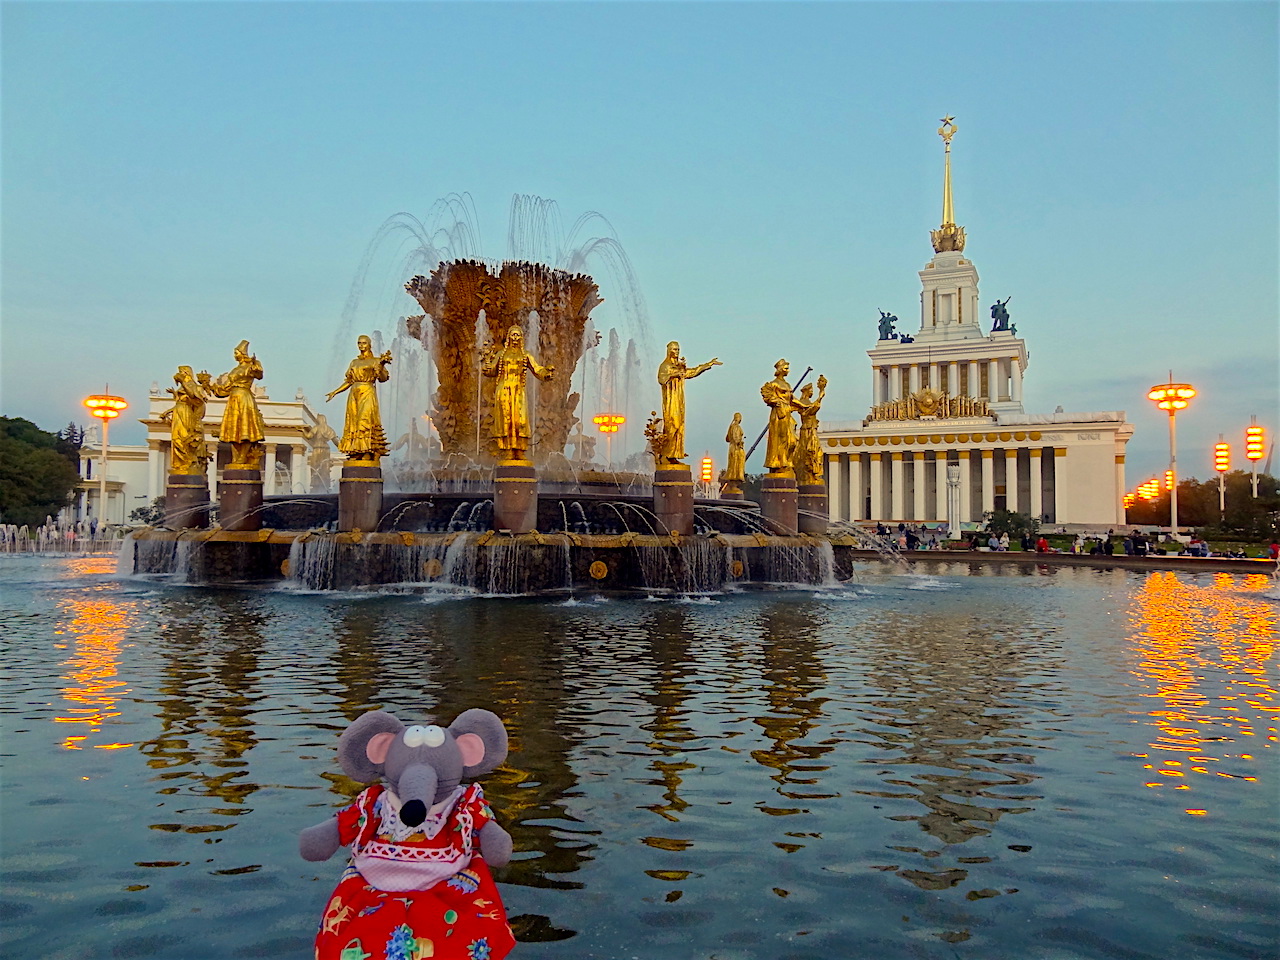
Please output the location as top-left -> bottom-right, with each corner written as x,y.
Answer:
819,118 -> 1132,529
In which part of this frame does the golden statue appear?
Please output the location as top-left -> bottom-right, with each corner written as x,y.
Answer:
481,326 -> 554,462
720,412 -> 746,495
326,335 -> 392,462
159,365 -> 212,475
209,340 -> 266,469
760,359 -> 806,475
303,414 -> 338,492
656,341 -> 721,463
795,376 -> 828,484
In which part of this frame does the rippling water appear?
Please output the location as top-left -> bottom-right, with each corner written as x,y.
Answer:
1,556 -> 1276,959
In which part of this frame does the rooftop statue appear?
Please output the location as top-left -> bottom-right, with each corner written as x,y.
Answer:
990,297 -> 1011,332
877,310 -> 898,341
326,335 -> 392,462
481,325 -> 554,462
159,365 -> 212,475
795,376 -> 828,484
656,341 -> 721,463
209,340 -> 266,469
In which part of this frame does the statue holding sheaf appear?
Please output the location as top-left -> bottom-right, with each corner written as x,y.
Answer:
209,340 -> 267,469
159,365 -> 213,475
481,325 -> 554,462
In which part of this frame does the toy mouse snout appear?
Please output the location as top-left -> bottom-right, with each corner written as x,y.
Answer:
397,762 -> 438,828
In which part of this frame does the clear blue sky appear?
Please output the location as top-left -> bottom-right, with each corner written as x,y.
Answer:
3,1 -> 1276,484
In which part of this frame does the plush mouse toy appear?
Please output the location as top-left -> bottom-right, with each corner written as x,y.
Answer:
300,709 -> 516,960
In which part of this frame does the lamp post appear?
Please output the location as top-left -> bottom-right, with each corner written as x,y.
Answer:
1245,418 -> 1264,498
84,390 -> 129,526
1147,377 -> 1195,539
592,413 -> 625,469
1213,437 -> 1229,518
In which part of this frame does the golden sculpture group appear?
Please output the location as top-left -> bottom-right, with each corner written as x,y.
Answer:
760,360 -> 826,479
867,388 -> 991,423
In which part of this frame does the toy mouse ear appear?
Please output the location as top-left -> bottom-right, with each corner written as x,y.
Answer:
337,710 -> 404,782
448,708 -> 508,777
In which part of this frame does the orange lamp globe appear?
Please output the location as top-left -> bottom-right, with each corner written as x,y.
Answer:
84,394 -> 128,420
1213,442 -> 1230,473
592,413 -> 626,434
1147,382 -> 1196,411
1244,425 -> 1264,461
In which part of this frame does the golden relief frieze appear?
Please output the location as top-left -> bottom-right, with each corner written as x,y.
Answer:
867,388 -> 993,423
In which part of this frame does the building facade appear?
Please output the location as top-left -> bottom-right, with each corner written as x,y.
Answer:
819,120 -> 1131,528
75,384 -> 336,524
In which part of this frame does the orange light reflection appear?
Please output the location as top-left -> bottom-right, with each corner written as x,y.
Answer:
56,590 -> 138,749
1128,571 -> 1278,816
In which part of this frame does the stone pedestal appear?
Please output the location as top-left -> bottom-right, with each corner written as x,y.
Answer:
218,469 -> 263,532
760,473 -> 799,535
165,473 -> 210,529
339,463 -> 384,532
653,463 -> 695,536
798,482 -> 828,535
494,461 -> 537,534
718,482 -> 745,501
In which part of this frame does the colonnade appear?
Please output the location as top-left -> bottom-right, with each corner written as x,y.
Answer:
824,443 -> 1060,524
872,357 -> 1023,406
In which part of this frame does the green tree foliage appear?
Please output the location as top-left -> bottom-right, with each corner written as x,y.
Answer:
982,508 -> 1040,539
1126,472 -> 1278,540
0,418 -> 82,526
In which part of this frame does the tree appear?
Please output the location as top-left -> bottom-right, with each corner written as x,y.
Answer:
0,417 -> 81,526
982,508 -> 1039,539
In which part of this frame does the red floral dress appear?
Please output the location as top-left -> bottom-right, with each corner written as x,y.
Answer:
314,783 -> 515,960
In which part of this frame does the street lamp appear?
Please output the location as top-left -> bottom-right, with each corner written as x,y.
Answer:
1147,377 -> 1196,539
592,413 -> 626,468
1245,418 -> 1265,498
84,390 -> 129,526
1213,437 -> 1229,517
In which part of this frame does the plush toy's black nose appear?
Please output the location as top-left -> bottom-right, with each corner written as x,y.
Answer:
400,799 -> 427,827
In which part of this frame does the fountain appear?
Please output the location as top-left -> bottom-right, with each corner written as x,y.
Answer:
122,198 -> 861,593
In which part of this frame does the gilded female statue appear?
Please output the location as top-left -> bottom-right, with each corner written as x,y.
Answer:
794,376 -> 828,484
656,341 -> 721,463
721,412 -> 746,494
159,365 -> 212,475
209,340 -> 266,469
326,335 -> 392,461
761,359 -> 803,475
481,326 -> 554,462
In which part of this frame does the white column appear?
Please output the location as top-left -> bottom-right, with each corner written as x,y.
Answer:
827,454 -> 842,521
264,443 -> 278,494
1005,449 -> 1020,513
1114,453 -> 1126,526
868,454 -> 883,520
1053,447 -> 1068,523
873,366 -> 883,405
1011,359 -> 1023,403
948,362 -> 959,396
912,452 -> 926,520
968,360 -> 980,398
889,366 -> 901,401
934,453 -> 948,521
958,450 -> 972,523
908,364 -> 920,396
890,453 -> 905,520
849,454 -> 864,521
981,449 -> 995,516
987,360 -> 1000,403
929,363 -> 940,390
1029,448 -> 1043,522
147,441 -> 164,501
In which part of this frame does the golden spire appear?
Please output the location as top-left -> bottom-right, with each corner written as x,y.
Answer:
931,115 -> 966,253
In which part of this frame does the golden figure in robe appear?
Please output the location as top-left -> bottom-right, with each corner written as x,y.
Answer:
481,326 -> 554,462
795,376 -> 828,484
209,340 -> 267,469
326,335 -> 392,462
656,341 -> 721,463
761,359 -> 807,476
159,365 -> 213,475
720,412 -> 746,495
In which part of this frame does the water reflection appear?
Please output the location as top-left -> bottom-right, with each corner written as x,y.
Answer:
137,594 -> 266,834
857,605 -> 1051,895
1128,571 -> 1278,813
55,591 -> 136,750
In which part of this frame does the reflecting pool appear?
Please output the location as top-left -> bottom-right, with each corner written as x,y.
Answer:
1,556 -> 1276,959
